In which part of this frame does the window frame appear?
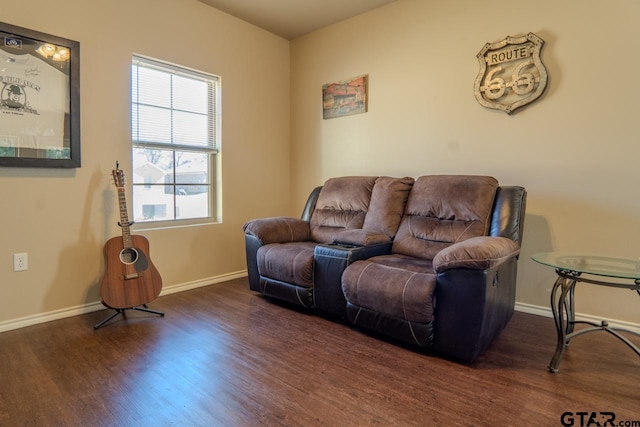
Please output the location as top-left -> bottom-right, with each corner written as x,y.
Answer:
130,54 -> 221,230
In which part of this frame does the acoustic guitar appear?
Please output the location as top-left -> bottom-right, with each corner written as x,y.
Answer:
100,165 -> 163,309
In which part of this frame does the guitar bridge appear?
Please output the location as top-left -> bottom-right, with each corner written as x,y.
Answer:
121,273 -> 141,280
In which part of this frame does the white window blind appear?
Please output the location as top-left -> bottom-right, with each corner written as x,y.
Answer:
131,55 -> 219,152
130,55 -> 220,224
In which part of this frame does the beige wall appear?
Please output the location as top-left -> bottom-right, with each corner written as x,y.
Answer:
2,0 -> 639,331
290,0 -> 640,325
0,0 -> 290,326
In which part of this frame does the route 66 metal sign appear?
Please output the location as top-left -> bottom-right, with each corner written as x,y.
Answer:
474,32 -> 548,114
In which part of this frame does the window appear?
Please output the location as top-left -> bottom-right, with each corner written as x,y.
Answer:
131,55 -> 220,225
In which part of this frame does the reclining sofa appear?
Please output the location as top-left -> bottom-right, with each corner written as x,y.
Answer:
243,175 -> 526,362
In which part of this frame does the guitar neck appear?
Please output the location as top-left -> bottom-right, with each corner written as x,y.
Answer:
117,187 -> 133,249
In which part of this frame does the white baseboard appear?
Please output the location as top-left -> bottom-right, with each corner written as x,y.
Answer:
159,270 -> 248,296
0,270 -> 248,334
514,302 -> 553,318
515,302 -> 640,334
3,276 -> 638,337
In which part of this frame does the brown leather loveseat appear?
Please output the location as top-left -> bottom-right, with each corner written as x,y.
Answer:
243,175 -> 526,362
243,176 -> 414,317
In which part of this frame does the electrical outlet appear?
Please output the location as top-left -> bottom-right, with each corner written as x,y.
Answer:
13,253 -> 28,271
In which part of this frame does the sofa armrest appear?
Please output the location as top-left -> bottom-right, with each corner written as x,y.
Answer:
243,217 -> 310,244
432,236 -> 520,273
332,229 -> 391,246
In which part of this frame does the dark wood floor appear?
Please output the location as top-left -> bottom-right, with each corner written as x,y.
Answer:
0,278 -> 638,426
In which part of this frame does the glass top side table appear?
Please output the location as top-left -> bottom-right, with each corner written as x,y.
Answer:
531,252 -> 640,373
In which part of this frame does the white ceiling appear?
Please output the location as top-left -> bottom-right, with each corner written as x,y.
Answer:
197,0 -> 399,40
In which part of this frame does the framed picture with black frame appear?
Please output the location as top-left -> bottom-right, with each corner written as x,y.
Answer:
0,22 -> 80,168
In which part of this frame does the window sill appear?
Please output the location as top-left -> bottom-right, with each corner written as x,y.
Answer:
132,217 -> 220,232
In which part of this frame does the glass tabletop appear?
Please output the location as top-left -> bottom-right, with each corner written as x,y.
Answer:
532,252 -> 640,280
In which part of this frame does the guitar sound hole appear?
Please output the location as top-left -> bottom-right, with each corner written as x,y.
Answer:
120,248 -> 139,265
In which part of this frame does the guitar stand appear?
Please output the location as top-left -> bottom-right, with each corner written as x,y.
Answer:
93,304 -> 164,330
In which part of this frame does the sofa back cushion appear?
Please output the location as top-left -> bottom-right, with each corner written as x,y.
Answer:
310,176 -> 377,243
362,176 -> 414,238
392,175 -> 499,260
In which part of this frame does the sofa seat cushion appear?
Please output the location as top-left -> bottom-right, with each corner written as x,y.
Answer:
257,242 -> 317,288
342,255 -> 437,324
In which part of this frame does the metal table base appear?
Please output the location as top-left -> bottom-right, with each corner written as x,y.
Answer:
548,270 -> 640,373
